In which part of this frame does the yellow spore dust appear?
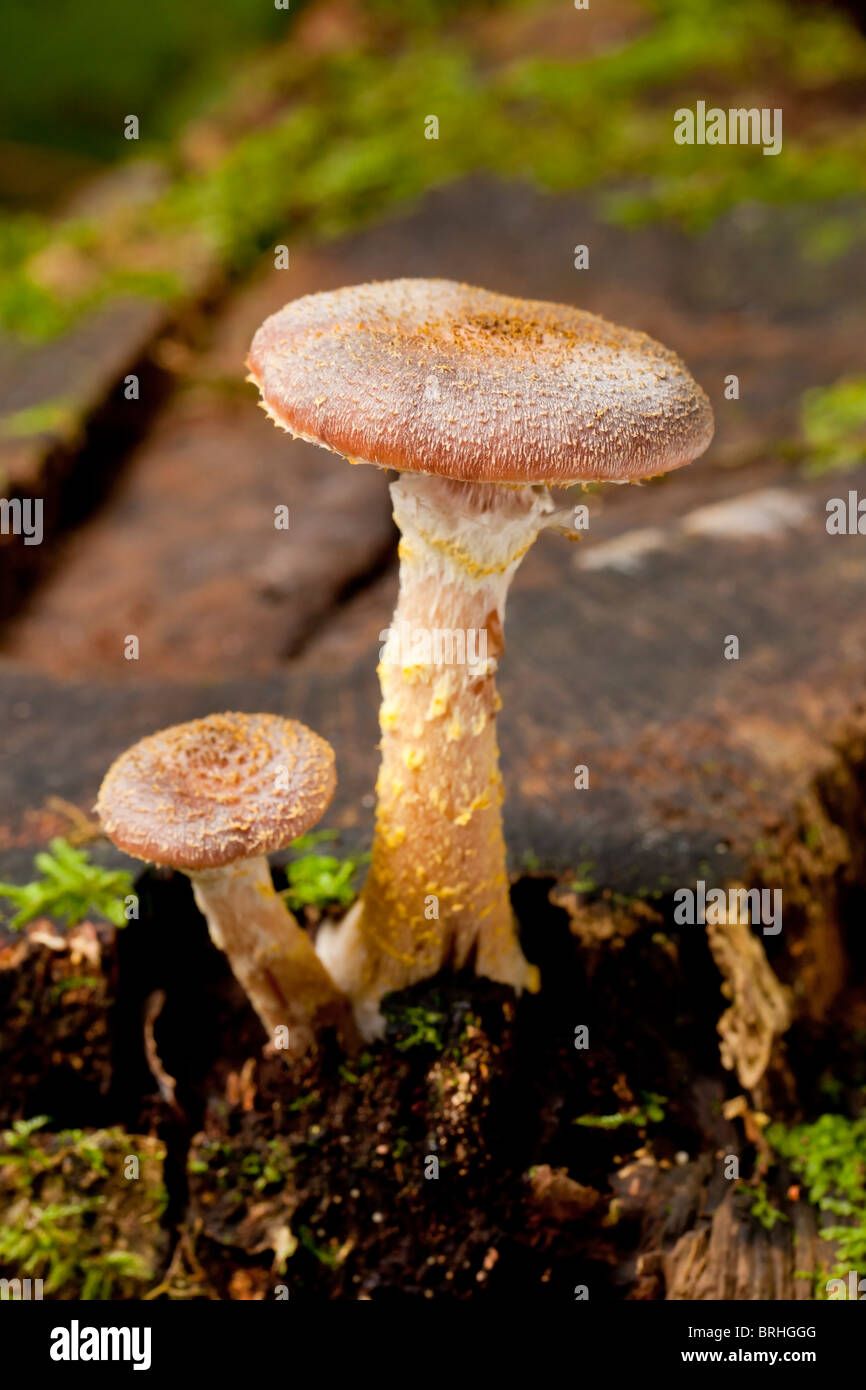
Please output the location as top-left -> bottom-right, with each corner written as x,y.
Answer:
427,677 -> 451,719
454,791 -> 491,827
418,528 -> 536,579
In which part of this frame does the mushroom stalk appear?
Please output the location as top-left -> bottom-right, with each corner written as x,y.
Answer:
251,279 -> 714,1039
318,472 -> 561,1036
189,856 -> 356,1054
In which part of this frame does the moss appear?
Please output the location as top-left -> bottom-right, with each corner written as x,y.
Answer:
188,1133 -> 295,1195
768,1112 -> 866,1291
0,1118 -> 167,1299
799,377 -> 866,477
0,210 -> 180,343
568,861 -> 599,894
0,838 -> 134,932
278,830 -> 369,914
5,0 -> 866,342
287,1091 -> 321,1114
0,397 -> 83,443
573,1091 -> 667,1130
297,1224 -> 341,1268
337,1050 -> 376,1085
387,1002 -> 447,1053
738,1178 -> 788,1232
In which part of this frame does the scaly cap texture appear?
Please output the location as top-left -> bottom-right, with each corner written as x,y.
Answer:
97,712 -> 336,870
247,278 -> 714,484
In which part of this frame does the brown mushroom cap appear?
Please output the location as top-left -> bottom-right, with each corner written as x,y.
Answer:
247,278 -> 714,485
97,712 -> 336,870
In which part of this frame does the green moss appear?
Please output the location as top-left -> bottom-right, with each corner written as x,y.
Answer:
287,1091 -> 320,1114
0,838 -> 134,931
574,1091 -> 667,1130
279,830 -> 369,914
338,1050 -> 376,1084
0,206 -> 181,343
768,1113 -> 866,1288
799,377 -> 866,477
0,1119 -> 167,1299
738,1178 -> 788,1232
388,1003 -> 446,1053
297,1224 -> 341,1268
5,0 -> 866,343
188,1133 -> 295,1194
568,861 -> 598,894
0,397 -> 82,442
171,0 -> 866,261
48,975 -> 101,1002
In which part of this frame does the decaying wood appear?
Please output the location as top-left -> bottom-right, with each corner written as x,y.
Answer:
705,912 -> 792,1093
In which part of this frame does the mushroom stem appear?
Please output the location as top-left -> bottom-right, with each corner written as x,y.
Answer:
189,856 -> 356,1055
318,472 -> 560,1037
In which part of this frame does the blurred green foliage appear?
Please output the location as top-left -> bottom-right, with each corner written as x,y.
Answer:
738,1178 -> 788,1232
768,1113 -> 866,1288
800,377 -> 866,476
0,0 -> 292,160
573,1091 -> 667,1129
3,0 -> 866,342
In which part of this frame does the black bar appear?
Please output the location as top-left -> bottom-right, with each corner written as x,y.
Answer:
1,1297 -> 859,1376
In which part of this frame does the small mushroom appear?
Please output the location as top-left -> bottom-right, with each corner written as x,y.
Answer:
96,711 -> 355,1055
248,280 -> 714,1037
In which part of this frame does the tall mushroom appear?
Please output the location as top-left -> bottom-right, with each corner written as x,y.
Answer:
248,279 -> 714,1037
97,711 -> 355,1055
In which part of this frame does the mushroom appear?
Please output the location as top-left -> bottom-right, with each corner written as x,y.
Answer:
247,279 -> 714,1037
96,711 -> 356,1055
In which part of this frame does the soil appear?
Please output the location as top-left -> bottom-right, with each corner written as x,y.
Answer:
2,794 -> 864,1301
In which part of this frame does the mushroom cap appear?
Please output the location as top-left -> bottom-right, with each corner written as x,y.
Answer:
247,278 -> 714,485
97,712 -> 336,870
